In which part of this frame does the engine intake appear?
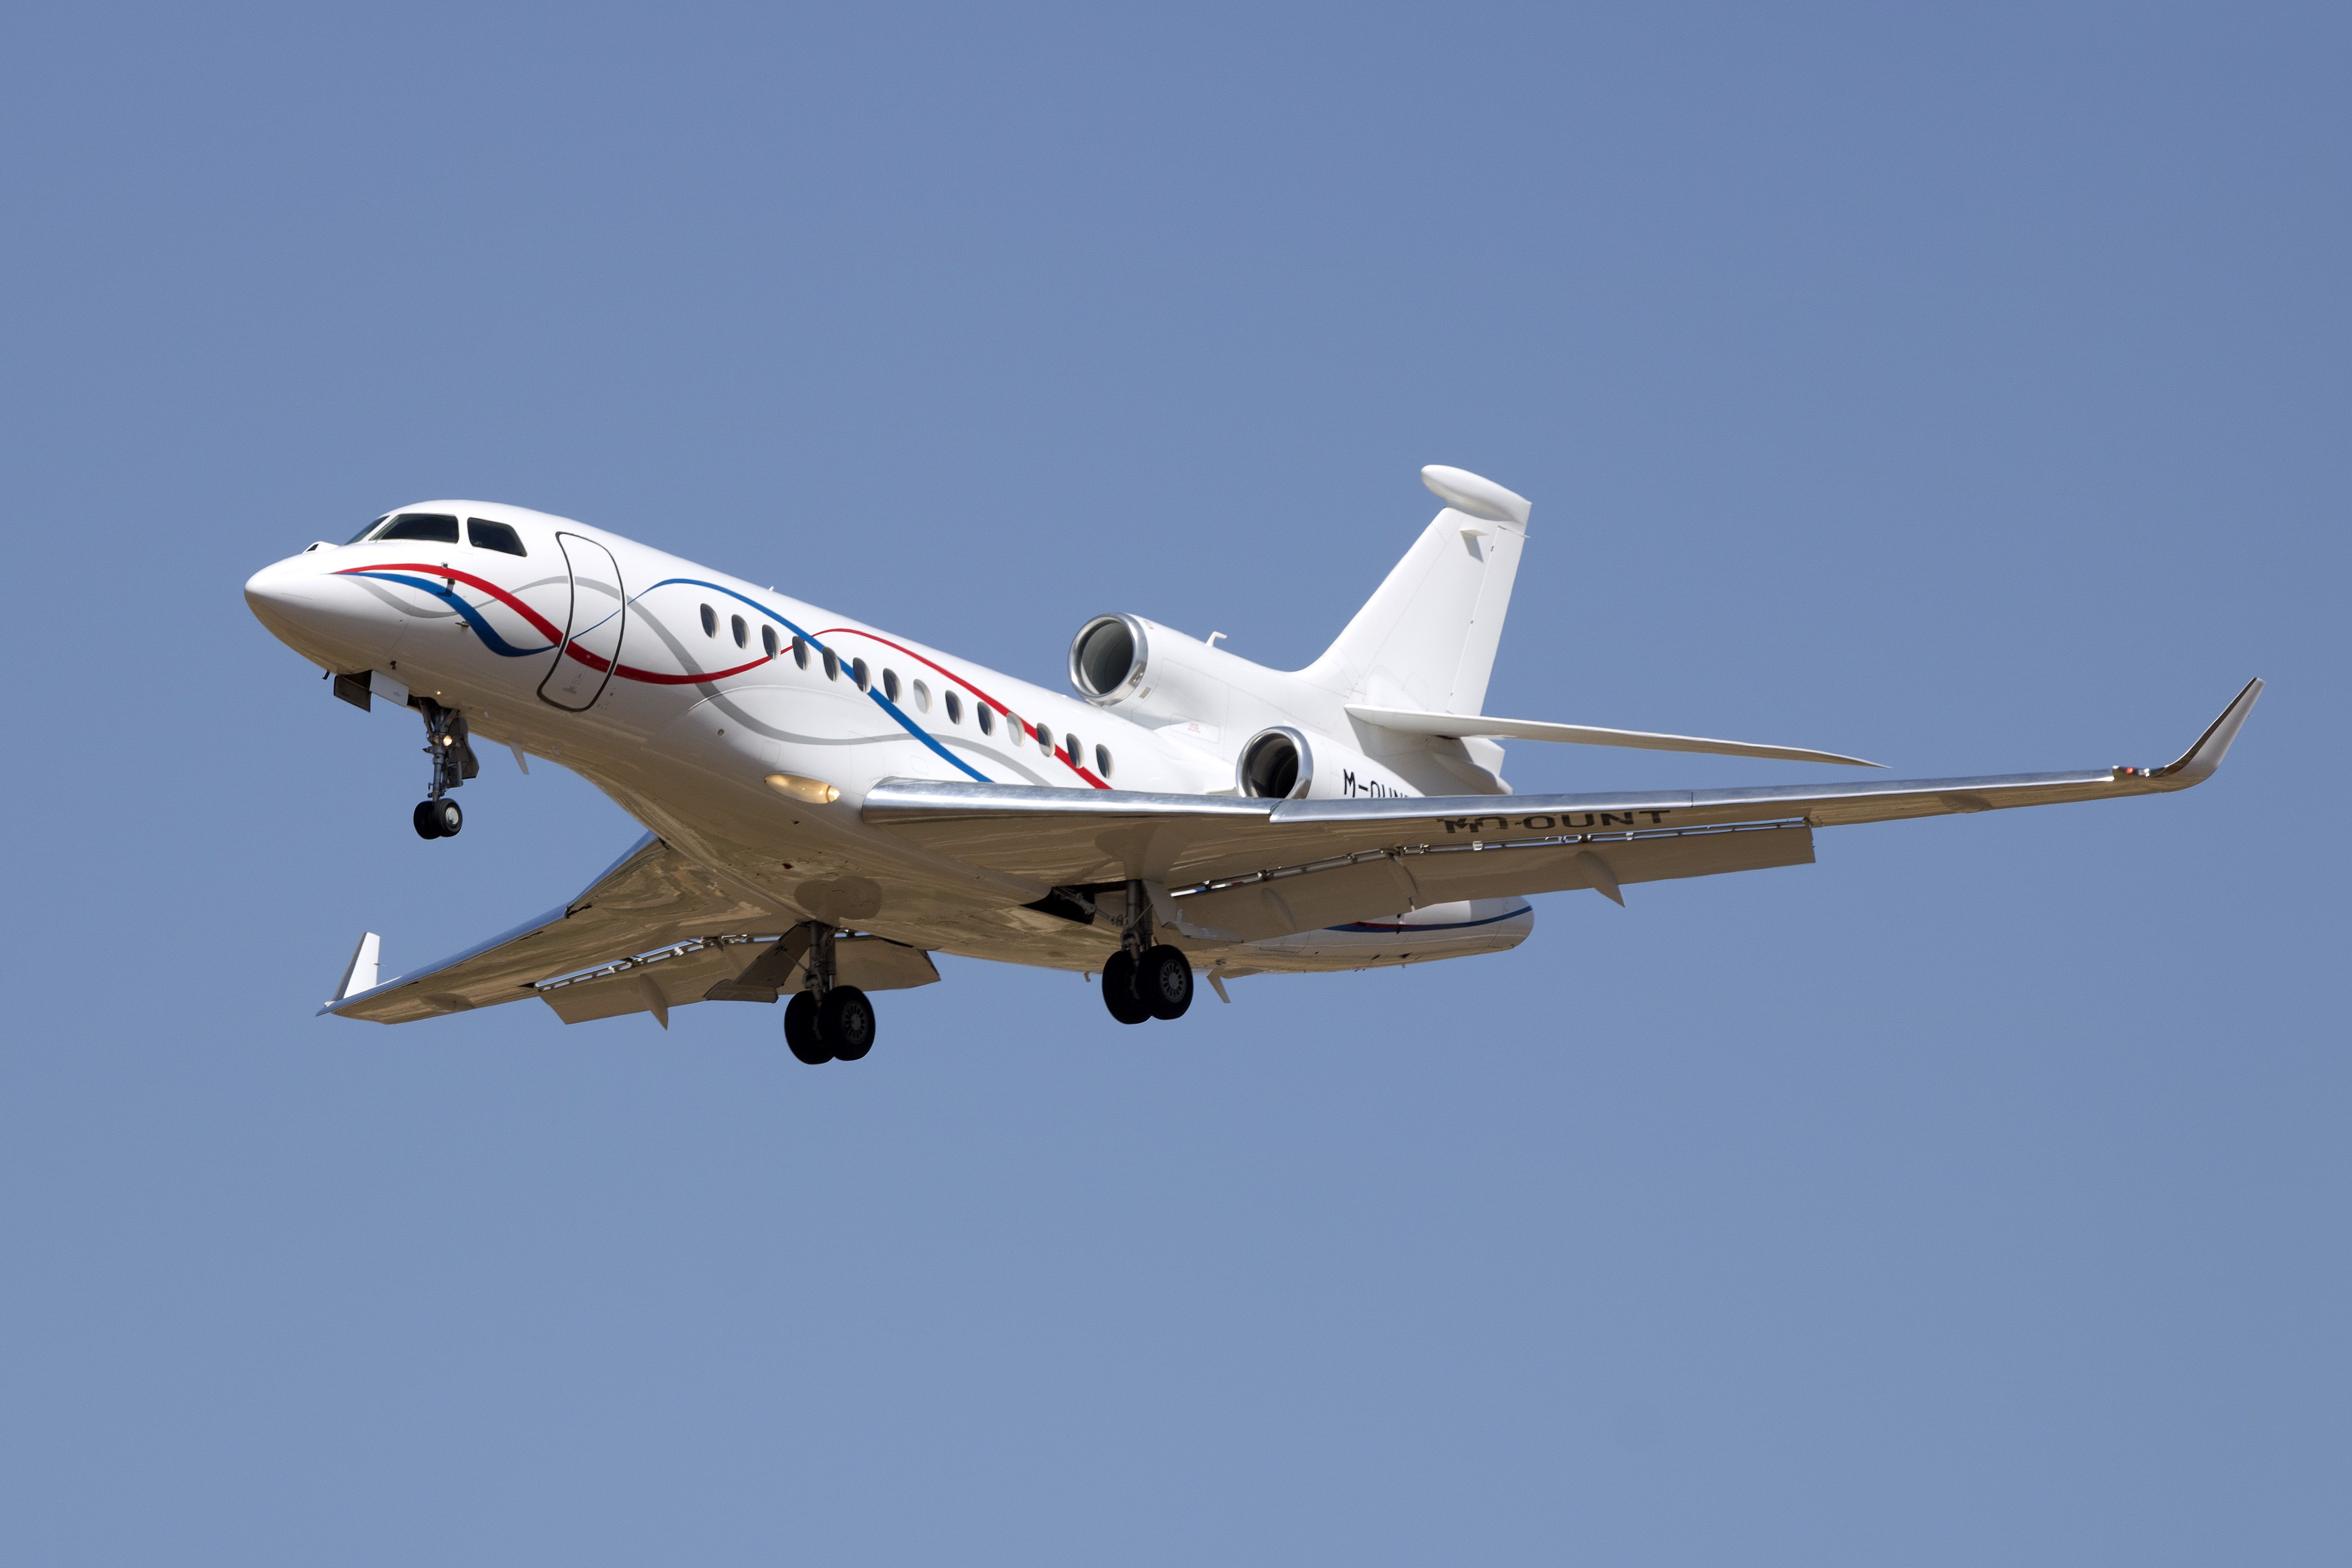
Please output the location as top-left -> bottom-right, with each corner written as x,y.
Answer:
1238,727 -> 1311,799
1235,725 -> 1414,801
1069,614 -> 1146,702
1065,613 -> 1241,729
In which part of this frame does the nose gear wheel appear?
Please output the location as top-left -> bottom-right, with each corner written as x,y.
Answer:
412,798 -> 463,839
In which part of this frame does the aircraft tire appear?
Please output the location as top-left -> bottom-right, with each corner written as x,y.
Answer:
820,986 -> 876,1061
1100,950 -> 1152,1025
432,799 -> 463,837
784,992 -> 831,1064
412,801 -> 442,839
1139,945 -> 1193,1020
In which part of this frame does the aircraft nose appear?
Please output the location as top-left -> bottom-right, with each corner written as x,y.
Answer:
244,551 -> 392,667
243,557 -> 317,632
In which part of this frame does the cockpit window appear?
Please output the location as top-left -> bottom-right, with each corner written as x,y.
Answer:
377,513 -> 461,544
346,514 -> 390,544
467,518 -> 527,556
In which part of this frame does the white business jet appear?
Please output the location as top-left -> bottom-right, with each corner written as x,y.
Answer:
245,465 -> 2262,1062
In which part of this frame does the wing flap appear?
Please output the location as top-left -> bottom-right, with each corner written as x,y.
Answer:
1175,823 -> 1815,936
1178,855 -> 1423,942
697,933 -> 941,1003
1398,822 -> 1816,906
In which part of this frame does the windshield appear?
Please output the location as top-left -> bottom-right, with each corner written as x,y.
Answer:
375,513 -> 461,543
345,514 -> 389,544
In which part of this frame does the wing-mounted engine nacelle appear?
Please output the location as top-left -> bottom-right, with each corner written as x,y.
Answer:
1234,725 -> 1414,802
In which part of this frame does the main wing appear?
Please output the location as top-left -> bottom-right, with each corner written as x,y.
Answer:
324,832 -> 936,1026
864,680 -> 2263,937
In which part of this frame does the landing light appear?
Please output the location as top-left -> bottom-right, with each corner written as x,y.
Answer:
766,773 -> 841,805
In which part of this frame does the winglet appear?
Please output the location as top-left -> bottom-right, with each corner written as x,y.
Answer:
330,932 -> 381,1007
2146,677 -> 2264,789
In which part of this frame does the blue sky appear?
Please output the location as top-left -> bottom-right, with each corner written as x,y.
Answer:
2,6 -> 2344,1563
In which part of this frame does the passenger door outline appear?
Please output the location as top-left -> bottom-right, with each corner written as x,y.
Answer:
537,533 -> 628,712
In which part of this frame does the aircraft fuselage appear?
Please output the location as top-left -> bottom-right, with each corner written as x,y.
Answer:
244,500 -> 1533,981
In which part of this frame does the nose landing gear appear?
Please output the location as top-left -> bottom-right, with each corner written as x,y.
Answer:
411,698 -> 478,840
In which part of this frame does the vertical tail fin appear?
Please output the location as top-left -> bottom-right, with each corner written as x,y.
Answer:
1302,465 -> 1530,715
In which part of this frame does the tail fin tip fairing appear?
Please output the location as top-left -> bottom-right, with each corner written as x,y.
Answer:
1304,464 -> 1531,719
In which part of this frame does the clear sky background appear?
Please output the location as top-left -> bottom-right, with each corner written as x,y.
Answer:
2,5 -> 2344,1563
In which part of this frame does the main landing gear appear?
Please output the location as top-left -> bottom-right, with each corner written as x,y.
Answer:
782,922 -> 877,1065
1100,880 -> 1193,1026
411,697 -> 478,840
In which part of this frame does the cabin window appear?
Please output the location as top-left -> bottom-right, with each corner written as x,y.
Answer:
699,604 -> 717,637
944,690 -> 963,724
822,647 -> 839,681
346,514 -> 390,543
377,513 -> 460,544
977,704 -> 994,735
1038,724 -> 1054,755
731,614 -> 748,648
1095,744 -> 1113,779
467,519 -> 527,556
1064,732 -> 1080,765
791,635 -> 809,669
911,679 -> 931,713
852,658 -> 870,692
882,669 -> 900,703
761,625 -> 779,659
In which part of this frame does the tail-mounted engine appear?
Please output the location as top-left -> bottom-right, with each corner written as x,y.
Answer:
1235,725 -> 1411,802
1071,613 -> 1427,798
1068,613 -> 1252,730
1068,612 -> 1341,741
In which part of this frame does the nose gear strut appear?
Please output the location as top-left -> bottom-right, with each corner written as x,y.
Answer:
411,697 -> 479,840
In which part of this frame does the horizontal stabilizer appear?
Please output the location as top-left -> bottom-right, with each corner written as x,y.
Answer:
1346,705 -> 1882,768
